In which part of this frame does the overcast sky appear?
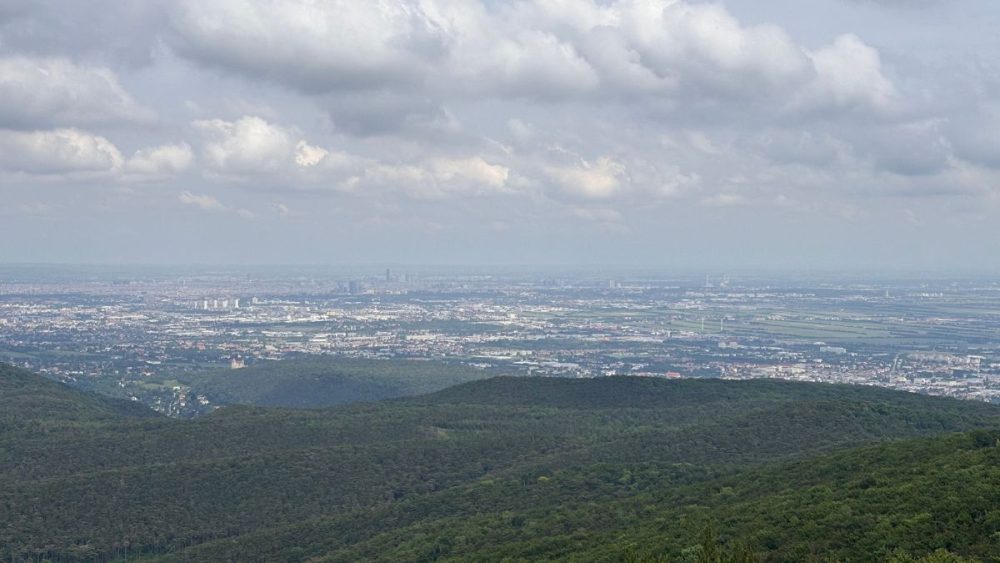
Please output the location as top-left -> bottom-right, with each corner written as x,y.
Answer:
1,0 -> 999,271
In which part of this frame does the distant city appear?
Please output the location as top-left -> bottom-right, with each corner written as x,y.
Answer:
3,265 -> 1000,415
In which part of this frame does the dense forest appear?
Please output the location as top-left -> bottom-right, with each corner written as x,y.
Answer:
122,357 -> 498,416
191,357 -> 496,408
0,363 -> 156,431
2,362 -> 999,561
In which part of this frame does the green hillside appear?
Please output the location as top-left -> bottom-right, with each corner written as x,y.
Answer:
2,367 -> 999,561
167,431 -> 1000,562
0,363 -> 157,431
131,357 -> 498,415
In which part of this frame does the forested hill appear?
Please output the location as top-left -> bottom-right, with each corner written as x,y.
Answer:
0,363 -> 156,429
164,357 -> 497,413
3,368 -> 1000,561
423,374 -> 988,410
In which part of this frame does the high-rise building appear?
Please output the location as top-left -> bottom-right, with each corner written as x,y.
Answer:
386,268 -> 392,283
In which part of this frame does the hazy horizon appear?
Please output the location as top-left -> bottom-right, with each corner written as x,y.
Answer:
3,262 -> 1000,281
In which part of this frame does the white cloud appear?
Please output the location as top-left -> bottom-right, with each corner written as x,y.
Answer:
443,16 -> 601,98
295,141 -> 328,167
428,157 -> 509,189
0,128 -> 123,175
614,1 -> 812,95
362,156 -> 510,199
801,34 -> 898,113
178,190 -> 227,211
193,115 -> 293,174
126,143 -> 194,177
546,157 -> 627,199
0,56 -> 153,129
178,190 -> 256,219
169,0 -> 443,91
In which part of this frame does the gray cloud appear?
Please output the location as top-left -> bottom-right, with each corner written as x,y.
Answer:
947,107 -> 1000,169
0,56 -> 154,129
859,121 -> 952,176
0,0 -> 167,66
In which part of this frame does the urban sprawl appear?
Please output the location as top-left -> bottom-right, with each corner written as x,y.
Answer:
3,266 -> 1000,415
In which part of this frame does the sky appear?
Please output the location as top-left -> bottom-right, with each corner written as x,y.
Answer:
1,0 -> 999,271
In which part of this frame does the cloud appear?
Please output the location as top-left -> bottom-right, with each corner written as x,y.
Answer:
546,157 -> 627,199
361,156 -> 510,199
947,105 -> 1000,168
443,14 -> 600,99
193,115 -> 294,174
178,190 -> 255,219
169,0 -> 445,92
611,1 -> 812,97
0,128 -> 123,175
294,141 -> 328,168
0,1 -> 168,65
862,120 -> 950,176
126,143 -> 194,177
5,0 -> 999,270
167,0 -> 897,126
0,56 -> 153,129
799,34 -> 898,114
178,190 -> 227,211
428,157 -> 509,189
0,131 -> 193,182
754,129 -> 849,167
